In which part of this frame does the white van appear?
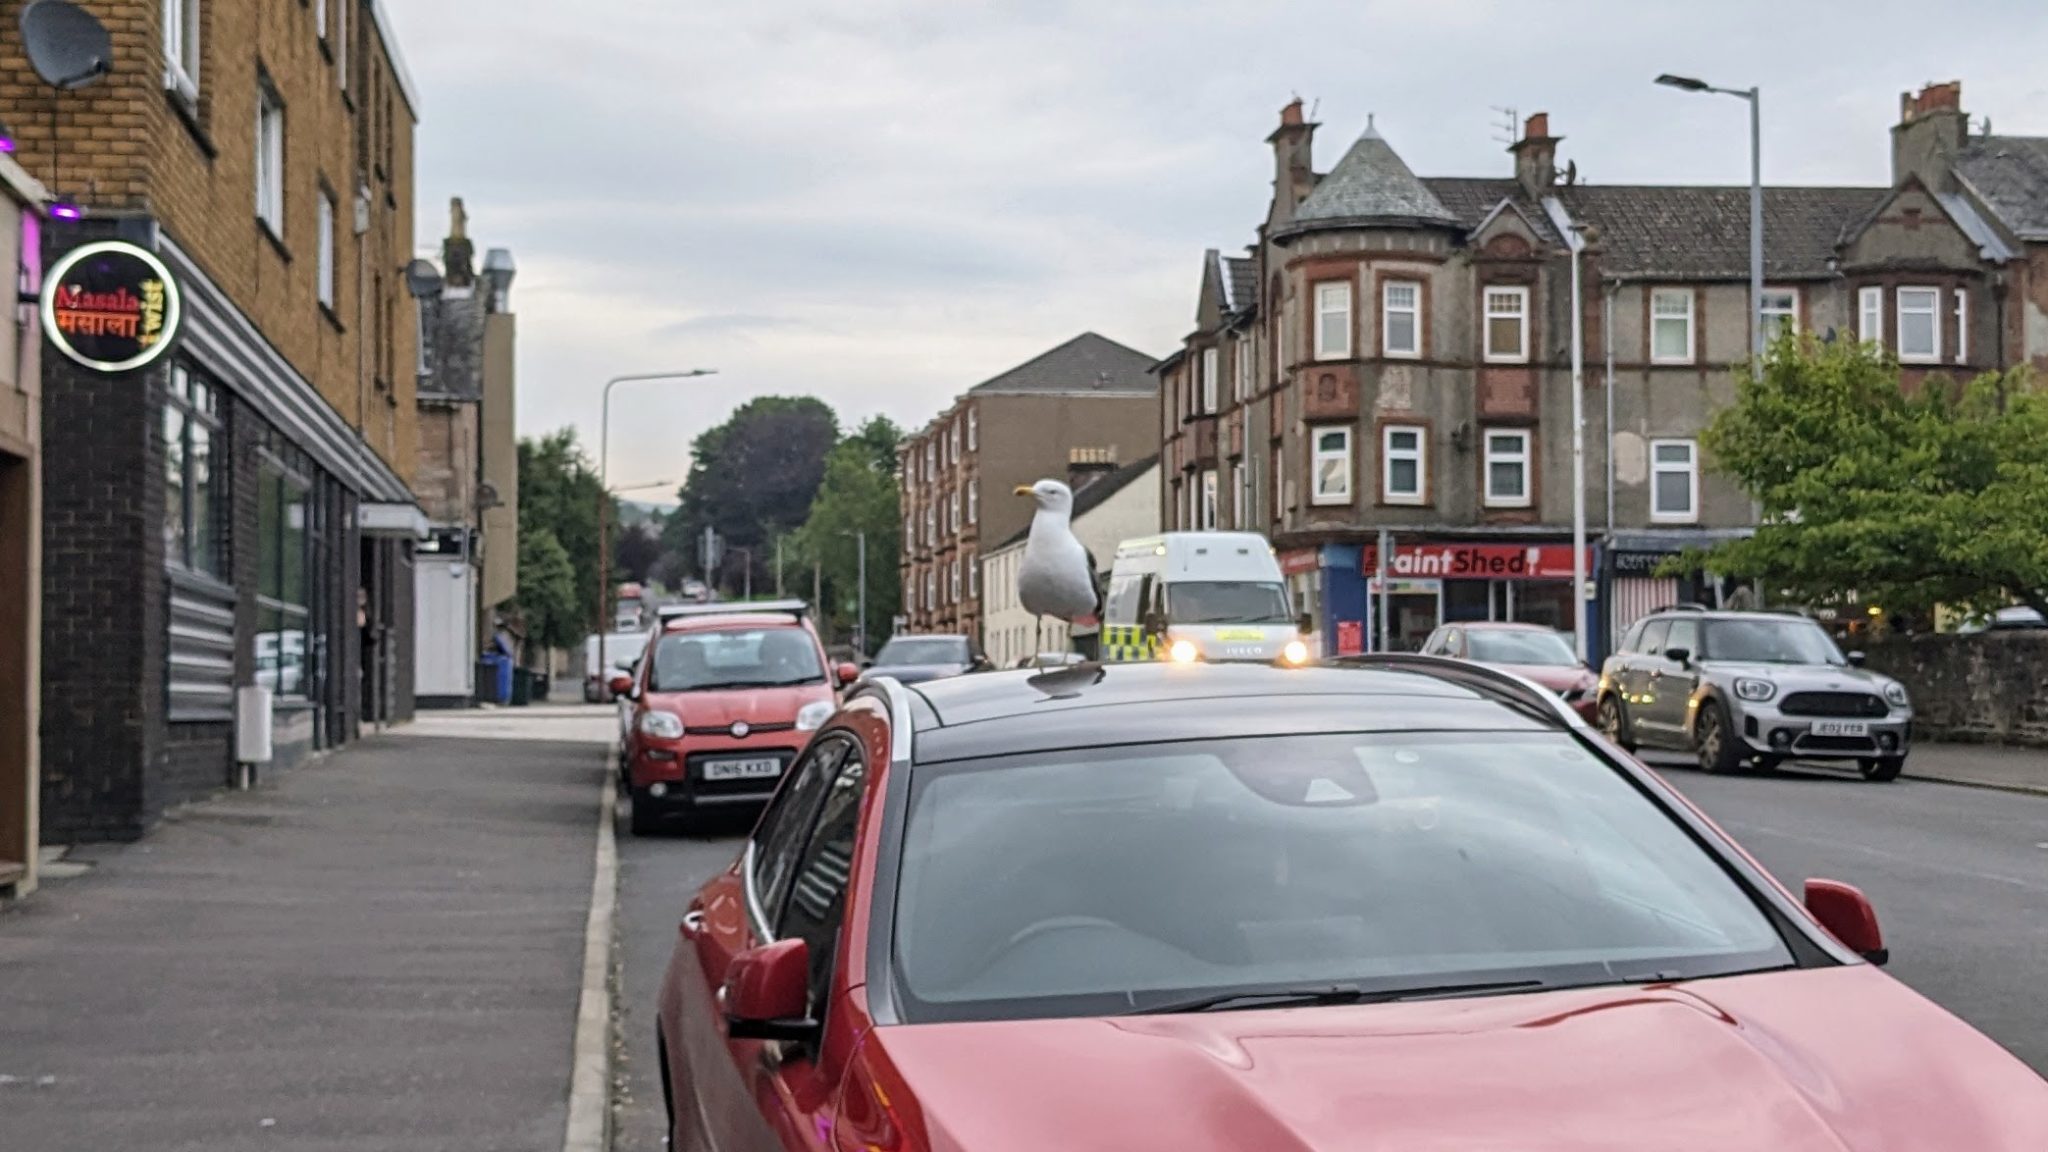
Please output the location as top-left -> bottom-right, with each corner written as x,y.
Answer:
583,630 -> 651,702
1099,532 -> 1310,664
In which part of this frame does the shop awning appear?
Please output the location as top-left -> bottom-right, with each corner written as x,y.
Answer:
359,503 -> 430,539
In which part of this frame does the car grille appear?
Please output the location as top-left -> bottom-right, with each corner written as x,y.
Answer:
683,720 -> 797,737
1779,691 -> 1888,718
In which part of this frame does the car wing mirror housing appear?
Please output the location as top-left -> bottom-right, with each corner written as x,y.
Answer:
723,938 -> 818,1041
1663,646 -> 1691,666
1804,878 -> 1887,965
607,673 -> 635,697
1296,613 -> 1314,636
835,662 -> 861,687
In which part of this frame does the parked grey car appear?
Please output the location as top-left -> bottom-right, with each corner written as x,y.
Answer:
1596,608 -> 1913,781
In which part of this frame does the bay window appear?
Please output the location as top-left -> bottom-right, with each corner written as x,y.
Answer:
1310,426 -> 1352,506
1382,280 -> 1420,358
1381,424 -> 1425,505
1314,281 -> 1352,360
1897,287 -> 1940,362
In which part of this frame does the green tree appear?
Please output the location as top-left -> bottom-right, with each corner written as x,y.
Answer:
789,416 -> 903,648
1693,335 -> 2048,621
508,429 -> 611,652
667,396 -> 840,594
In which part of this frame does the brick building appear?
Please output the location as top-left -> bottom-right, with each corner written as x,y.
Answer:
1,0 -> 425,841
1160,83 -> 2048,660
413,199 -> 518,707
0,155 -> 47,894
897,333 -> 1158,643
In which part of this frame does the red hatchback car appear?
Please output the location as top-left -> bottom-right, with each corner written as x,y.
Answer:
614,601 -> 858,836
1421,620 -> 1601,724
654,659 -> 2048,1151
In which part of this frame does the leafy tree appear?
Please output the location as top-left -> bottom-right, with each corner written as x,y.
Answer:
789,416 -> 903,648
614,522 -> 663,586
508,429 -> 611,652
667,397 -> 840,595
1692,336 -> 2048,621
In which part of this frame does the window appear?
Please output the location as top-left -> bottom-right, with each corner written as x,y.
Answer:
1230,463 -> 1245,527
925,571 -> 935,610
1759,288 -> 1797,344
1382,425 -> 1425,505
1666,619 -> 1701,660
1199,469 -> 1218,530
923,505 -> 934,546
967,554 -> 978,599
1314,281 -> 1352,360
1897,287 -> 1940,362
163,365 -> 223,576
776,742 -> 866,1010
950,561 -> 961,603
1483,286 -> 1529,362
925,441 -> 935,474
966,484 -> 977,525
163,0 -> 200,101
1650,289 -> 1693,363
316,188 -> 337,308
967,408 -> 977,451
314,0 -> 328,41
1234,340 -> 1251,401
1858,286 -> 1883,345
1635,619 -> 1671,656
949,491 -> 961,535
748,738 -> 849,931
1483,429 -> 1531,508
1310,426 -> 1352,506
256,81 -> 285,234
950,420 -> 961,461
904,513 -> 914,544
1382,280 -> 1420,358
1201,347 -> 1218,413
1650,439 -> 1698,523
1955,289 -> 1969,364
255,444 -> 312,700
334,0 -> 347,89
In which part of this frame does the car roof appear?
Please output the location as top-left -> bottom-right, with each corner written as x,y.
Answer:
892,662 -> 1561,764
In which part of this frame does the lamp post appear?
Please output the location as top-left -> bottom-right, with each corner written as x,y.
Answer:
1656,73 -> 1764,361
1568,222 -> 1591,663
839,529 -> 868,657
597,370 -> 715,681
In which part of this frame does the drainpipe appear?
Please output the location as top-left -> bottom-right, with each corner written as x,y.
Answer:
1604,279 -> 1619,534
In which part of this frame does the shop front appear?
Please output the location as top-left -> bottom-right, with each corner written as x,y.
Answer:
1598,529 -> 1753,662
1361,541 -> 1593,652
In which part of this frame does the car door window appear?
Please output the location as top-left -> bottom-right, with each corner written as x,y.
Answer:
1446,629 -> 1466,658
1636,620 -> 1670,657
748,738 -> 849,933
776,746 -> 868,1014
1665,619 -> 1700,659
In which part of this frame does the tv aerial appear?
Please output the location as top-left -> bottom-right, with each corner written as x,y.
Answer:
21,0 -> 114,91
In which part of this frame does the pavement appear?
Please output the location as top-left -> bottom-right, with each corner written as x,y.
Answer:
0,707 -> 614,1152
1907,740 -> 2048,794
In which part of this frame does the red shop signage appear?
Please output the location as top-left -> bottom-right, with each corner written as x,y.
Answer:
1360,543 -> 1592,580
1278,548 -> 1321,576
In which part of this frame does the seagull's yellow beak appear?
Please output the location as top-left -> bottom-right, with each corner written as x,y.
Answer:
1013,485 -> 1035,497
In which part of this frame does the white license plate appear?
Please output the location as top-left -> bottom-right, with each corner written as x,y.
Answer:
701,758 -> 783,782
1811,720 -> 1870,738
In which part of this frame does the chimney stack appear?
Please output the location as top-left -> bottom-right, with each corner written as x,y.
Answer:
1509,112 -> 1560,199
442,197 -> 476,288
1266,97 -> 1319,224
1892,81 -> 1966,191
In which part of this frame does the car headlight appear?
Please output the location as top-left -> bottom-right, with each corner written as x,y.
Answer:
1168,639 -> 1199,664
1733,677 -> 1777,702
1281,640 -> 1310,666
795,700 -> 834,731
1884,682 -> 1910,708
637,711 -> 684,739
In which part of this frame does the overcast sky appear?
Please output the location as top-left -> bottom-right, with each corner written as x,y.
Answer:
382,0 -> 2047,495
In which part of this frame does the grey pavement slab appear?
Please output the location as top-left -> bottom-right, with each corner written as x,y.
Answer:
0,727 -> 608,1152
1908,741 -> 2048,795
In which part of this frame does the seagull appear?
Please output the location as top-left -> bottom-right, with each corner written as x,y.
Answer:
1014,479 -> 1101,663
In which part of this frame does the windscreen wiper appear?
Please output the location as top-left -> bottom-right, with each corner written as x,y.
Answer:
1127,978 -> 1548,1015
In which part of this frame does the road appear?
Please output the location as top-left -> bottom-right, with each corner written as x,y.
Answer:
611,755 -> 2048,1148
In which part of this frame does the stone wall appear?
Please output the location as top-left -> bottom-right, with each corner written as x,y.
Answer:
1864,633 -> 2048,746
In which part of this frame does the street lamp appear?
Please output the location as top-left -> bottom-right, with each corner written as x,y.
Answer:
839,529 -> 868,658
1568,222 -> 1591,663
1656,73 -> 1764,361
598,370 -> 716,679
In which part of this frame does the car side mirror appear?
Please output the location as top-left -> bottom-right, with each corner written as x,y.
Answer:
723,939 -> 817,1041
607,673 -> 634,698
1804,879 -> 1887,965
1663,646 -> 1691,666
1296,613 -> 1313,636
1846,650 -> 1867,667
835,662 -> 860,687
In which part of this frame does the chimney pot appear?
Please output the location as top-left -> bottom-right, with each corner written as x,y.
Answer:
1280,98 -> 1304,127
1523,112 -> 1550,140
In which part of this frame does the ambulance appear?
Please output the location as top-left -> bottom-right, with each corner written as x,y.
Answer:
1098,532 -> 1313,665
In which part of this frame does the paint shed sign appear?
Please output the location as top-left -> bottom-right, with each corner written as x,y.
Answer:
41,241 -> 183,373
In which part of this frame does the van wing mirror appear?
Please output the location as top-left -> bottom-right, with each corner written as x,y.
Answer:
1296,613 -> 1313,636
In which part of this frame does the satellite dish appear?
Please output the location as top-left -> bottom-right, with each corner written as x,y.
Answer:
21,0 -> 114,91
403,258 -> 444,300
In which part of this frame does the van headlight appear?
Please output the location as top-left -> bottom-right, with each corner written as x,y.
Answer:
1733,678 -> 1776,702
638,711 -> 684,739
795,700 -> 834,731
1281,640 -> 1310,666
1168,639 -> 1199,664
1884,682 -> 1910,708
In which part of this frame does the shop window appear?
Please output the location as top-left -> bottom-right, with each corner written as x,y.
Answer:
256,446 -> 313,700
1760,288 -> 1797,343
1382,424 -> 1425,505
163,365 -> 224,577
1200,469 -> 1218,530
1382,280 -> 1420,358
1483,429 -> 1531,508
1858,286 -> 1883,345
1310,426 -> 1352,506
1897,287 -> 1940,362
1650,439 -> 1699,523
1483,286 -> 1528,363
1314,281 -> 1352,361
1650,289 -> 1693,364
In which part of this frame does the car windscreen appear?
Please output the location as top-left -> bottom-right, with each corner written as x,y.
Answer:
1465,629 -> 1579,667
648,628 -> 824,692
890,732 -> 1792,1023
1165,581 -> 1293,625
874,637 -> 970,666
1701,619 -> 1846,665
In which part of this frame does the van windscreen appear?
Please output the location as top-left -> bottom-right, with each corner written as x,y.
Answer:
1166,582 -> 1293,625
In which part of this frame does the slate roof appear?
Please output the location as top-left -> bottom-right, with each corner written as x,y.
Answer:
992,455 -> 1160,551
1224,256 -> 1258,314
968,332 -> 1159,396
1954,135 -> 2048,241
1424,177 -> 1562,245
1285,126 -> 1458,231
1555,185 -> 1887,279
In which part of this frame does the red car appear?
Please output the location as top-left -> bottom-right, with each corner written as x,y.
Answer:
613,601 -> 858,836
653,660 -> 2047,1151
1421,620 -> 1601,723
